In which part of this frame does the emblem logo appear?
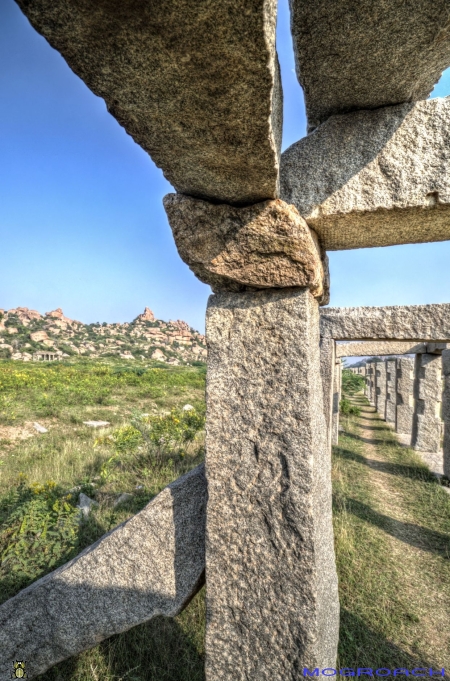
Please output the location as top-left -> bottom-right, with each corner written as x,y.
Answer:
11,661 -> 27,679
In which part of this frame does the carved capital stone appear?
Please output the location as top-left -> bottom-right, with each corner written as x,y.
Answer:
164,194 -> 329,303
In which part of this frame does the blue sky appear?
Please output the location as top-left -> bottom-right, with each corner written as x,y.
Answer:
1,0 -> 450,332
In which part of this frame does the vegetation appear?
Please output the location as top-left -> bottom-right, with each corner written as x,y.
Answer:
334,395 -> 450,670
1,361 -> 449,678
341,368 -> 366,395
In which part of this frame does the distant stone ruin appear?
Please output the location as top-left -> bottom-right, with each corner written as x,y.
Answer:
2,1 -> 450,678
326,304 -> 450,478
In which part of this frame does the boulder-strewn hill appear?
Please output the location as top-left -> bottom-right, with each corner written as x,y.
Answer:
0,306 -> 206,365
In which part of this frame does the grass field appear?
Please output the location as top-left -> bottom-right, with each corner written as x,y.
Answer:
1,360 -> 449,679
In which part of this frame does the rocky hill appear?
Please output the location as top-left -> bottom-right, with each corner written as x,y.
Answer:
0,306 -> 206,365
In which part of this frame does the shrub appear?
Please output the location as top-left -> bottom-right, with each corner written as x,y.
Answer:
342,369 -> 365,396
340,398 -> 361,416
0,477 -> 80,599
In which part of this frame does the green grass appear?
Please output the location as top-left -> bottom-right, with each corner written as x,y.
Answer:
1,363 -> 449,678
334,395 -> 450,671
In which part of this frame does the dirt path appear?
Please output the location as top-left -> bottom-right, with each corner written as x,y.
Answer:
349,395 -> 450,667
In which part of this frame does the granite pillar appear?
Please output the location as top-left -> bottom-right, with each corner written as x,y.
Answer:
385,359 -> 397,425
320,336 -> 336,451
442,350 -> 450,478
331,359 -> 342,446
205,288 -> 339,678
375,361 -> 387,419
412,354 -> 442,453
395,357 -> 415,439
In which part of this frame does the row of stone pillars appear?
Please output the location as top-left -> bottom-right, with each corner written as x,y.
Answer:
363,353 -> 449,477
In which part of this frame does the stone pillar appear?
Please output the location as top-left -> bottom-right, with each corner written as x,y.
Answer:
205,288 -> 339,678
385,359 -> 397,425
411,353 -> 442,453
331,359 -> 342,446
442,350 -> 450,478
320,336 -> 336,451
366,364 -> 374,404
375,361 -> 387,419
395,357 -> 415,439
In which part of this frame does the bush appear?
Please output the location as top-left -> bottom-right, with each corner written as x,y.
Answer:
341,369 -> 365,396
340,398 -> 361,416
0,477 -> 80,599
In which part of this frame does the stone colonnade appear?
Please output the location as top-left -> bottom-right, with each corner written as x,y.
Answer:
3,0 -> 450,678
328,321 -> 450,478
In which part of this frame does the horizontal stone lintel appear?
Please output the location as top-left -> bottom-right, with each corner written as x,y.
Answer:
281,99 -> 450,251
320,303 -> 450,341
335,341 -> 449,358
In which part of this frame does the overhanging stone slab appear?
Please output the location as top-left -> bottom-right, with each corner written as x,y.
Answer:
289,1 -> 450,130
320,304 -> 450,341
0,465 -> 206,680
16,0 -> 282,205
281,99 -> 450,250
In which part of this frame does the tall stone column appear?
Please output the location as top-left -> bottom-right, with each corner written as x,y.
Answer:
442,350 -> 450,478
385,359 -> 397,425
412,353 -> 442,453
320,336 -> 335,451
331,359 -> 342,446
375,361 -> 387,419
205,289 -> 339,677
395,357 -> 415,440
165,195 -> 338,679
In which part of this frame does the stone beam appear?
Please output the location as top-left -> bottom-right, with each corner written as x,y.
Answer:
0,465 -> 206,680
288,1 -> 450,131
336,341 -> 428,358
16,0 -> 282,205
205,288 -> 339,678
320,303 -> 450,341
281,99 -> 450,250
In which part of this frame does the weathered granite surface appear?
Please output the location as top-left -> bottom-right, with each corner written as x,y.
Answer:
320,337 -> 335,450
320,303 -> 450,341
164,194 -> 328,301
442,350 -> 450,478
0,465 -> 206,680
205,288 -> 339,678
16,0 -> 282,205
281,99 -> 450,250
366,365 -> 375,404
288,1 -> 450,131
396,358 -> 415,438
412,354 -> 442,453
385,360 -> 397,425
375,361 -> 387,420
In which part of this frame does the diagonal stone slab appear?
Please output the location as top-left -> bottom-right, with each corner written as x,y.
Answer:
289,0 -> 450,131
205,288 -> 339,678
320,303 -> 450,341
0,464 -> 206,681
281,99 -> 450,250
16,0 -> 282,205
